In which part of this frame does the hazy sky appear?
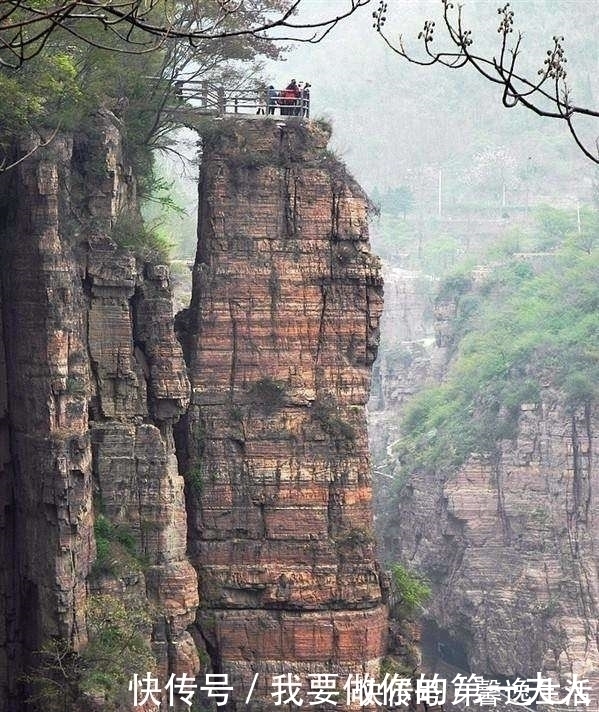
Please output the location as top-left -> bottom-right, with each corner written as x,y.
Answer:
266,0 -> 599,200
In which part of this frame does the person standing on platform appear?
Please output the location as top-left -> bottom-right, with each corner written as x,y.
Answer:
281,79 -> 300,116
302,82 -> 311,117
296,82 -> 304,115
267,85 -> 278,115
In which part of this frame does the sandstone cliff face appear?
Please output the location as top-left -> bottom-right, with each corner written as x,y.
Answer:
0,118 -> 197,711
176,120 -> 387,709
379,288 -> 599,708
0,115 -> 387,711
389,399 -> 599,697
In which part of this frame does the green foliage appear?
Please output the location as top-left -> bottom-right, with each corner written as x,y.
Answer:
0,50 -> 81,136
565,207 -> 599,255
186,463 -> 204,496
23,638 -> 81,710
380,655 -> 416,679
248,377 -> 286,413
92,513 -> 140,576
563,371 -> 598,407
395,245 -> 599,480
111,209 -> 172,263
230,405 -> 244,422
312,396 -> 356,446
65,375 -> 86,395
94,513 -> 112,540
115,526 -> 136,553
374,200 -> 596,282
534,204 -> 599,254
141,160 -> 198,259
195,118 -> 239,145
376,185 -> 414,219
373,213 -> 467,275
0,25 -> 167,166
0,0 -> 287,260
141,174 -> 186,217
93,514 -> 114,572
230,149 -> 277,171
389,563 -> 431,617
437,271 -> 473,301
312,117 -> 333,135
0,23 -> 188,264
25,594 -> 153,710
535,204 -> 576,247
80,593 -> 154,701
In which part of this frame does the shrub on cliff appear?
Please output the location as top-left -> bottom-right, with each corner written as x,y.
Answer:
312,395 -> 356,447
111,209 -> 172,263
395,244 -> 599,479
92,512 -> 145,577
80,594 -> 154,703
389,563 -> 431,618
25,594 -> 153,710
248,377 -> 286,414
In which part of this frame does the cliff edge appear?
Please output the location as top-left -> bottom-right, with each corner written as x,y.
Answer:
0,116 -> 387,711
176,119 -> 387,709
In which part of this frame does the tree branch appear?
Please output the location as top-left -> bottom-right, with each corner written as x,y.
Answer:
373,0 -> 599,163
1,0 -> 370,67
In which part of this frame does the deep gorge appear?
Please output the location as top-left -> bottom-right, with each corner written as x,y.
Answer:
370,259 -> 599,705
1,105 -> 598,712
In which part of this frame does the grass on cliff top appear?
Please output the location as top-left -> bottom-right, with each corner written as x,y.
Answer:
394,244 -> 599,478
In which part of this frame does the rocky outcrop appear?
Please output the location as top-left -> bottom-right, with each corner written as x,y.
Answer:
380,281 -> 599,707
176,119 -> 387,709
389,398 -> 599,691
0,119 -> 197,711
0,115 -> 387,711
388,399 -> 599,708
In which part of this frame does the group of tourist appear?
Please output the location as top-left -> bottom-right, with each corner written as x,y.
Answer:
266,79 -> 311,117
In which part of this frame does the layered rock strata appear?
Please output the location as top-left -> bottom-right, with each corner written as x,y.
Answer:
0,114 -> 387,711
389,399 -> 599,707
176,119 -> 387,709
0,120 -> 197,711
381,286 -> 599,710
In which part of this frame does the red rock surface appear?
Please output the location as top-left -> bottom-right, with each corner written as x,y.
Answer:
0,116 -> 388,711
0,119 -> 197,711
177,119 -> 387,709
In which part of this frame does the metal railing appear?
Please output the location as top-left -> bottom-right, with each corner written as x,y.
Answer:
169,80 -> 310,118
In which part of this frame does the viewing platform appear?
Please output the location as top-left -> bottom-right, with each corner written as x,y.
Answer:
166,80 -> 310,119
